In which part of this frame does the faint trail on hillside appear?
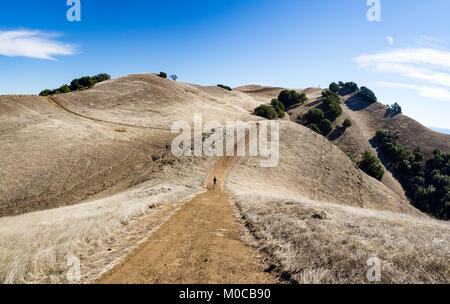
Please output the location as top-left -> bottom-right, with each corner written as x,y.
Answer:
43,96 -> 171,132
98,148 -> 276,283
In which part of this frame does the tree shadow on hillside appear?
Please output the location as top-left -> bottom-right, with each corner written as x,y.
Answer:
328,126 -> 346,141
305,99 -> 322,108
286,103 -> 302,111
346,95 -> 371,111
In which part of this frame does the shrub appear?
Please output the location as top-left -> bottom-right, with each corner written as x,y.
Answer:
300,93 -> 308,104
322,89 -> 339,100
79,76 -> 96,88
278,90 -> 307,107
158,72 -> 168,79
58,85 -> 71,94
359,150 -> 385,181
329,82 -> 340,93
170,74 -> 178,81
39,89 -> 53,96
343,119 -> 352,128
343,82 -> 359,93
271,99 -> 285,118
327,102 -> 342,121
69,79 -> 83,91
306,108 -> 324,124
359,86 -> 377,103
414,148 -> 424,162
319,119 -> 333,136
414,187 -> 431,211
253,105 -> 278,120
308,124 -> 322,135
94,73 -> 111,83
217,84 -> 232,91
391,102 -> 402,114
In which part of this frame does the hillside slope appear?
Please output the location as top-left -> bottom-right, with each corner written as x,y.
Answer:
342,93 -> 450,159
227,121 -> 418,214
1,74 -> 448,284
0,74 -> 261,216
282,89 -> 450,200
2,74 -> 427,217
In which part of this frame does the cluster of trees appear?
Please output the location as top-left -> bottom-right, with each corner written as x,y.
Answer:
358,150 -> 385,181
321,89 -> 343,121
302,88 -> 344,137
305,108 -> 333,136
39,74 -> 111,96
359,86 -> 377,103
343,82 -> 359,93
253,98 -> 286,120
374,130 -> 450,219
217,84 -> 232,91
253,89 -> 308,120
278,90 -> 307,108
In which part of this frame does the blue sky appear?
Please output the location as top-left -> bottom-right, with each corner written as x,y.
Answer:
1,0 -> 450,129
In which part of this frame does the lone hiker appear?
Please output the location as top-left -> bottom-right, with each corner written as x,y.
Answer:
213,176 -> 218,189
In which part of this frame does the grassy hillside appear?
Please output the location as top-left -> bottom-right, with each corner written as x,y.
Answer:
1,74 -> 448,283
0,74 -> 261,216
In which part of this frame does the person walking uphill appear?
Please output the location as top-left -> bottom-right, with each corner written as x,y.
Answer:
213,176 -> 218,189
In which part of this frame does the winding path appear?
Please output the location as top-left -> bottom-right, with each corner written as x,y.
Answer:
98,154 -> 276,284
44,96 -> 170,131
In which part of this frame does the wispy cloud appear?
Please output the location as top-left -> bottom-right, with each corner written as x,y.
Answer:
0,30 -> 77,60
375,82 -> 450,102
355,48 -> 450,70
355,47 -> 450,102
416,35 -> 446,48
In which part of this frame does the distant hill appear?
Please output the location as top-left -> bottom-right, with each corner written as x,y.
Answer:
429,126 -> 450,135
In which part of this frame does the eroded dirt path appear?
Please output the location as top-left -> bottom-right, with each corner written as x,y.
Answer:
44,96 -> 170,131
98,154 -> 276,284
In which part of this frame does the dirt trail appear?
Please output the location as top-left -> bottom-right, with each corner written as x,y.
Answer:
44,96 -> 170,131
98,154 -> 276,284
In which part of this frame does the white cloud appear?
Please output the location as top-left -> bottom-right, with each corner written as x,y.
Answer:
386,36 -> 394,45
355,48 -> 450,70
354,47 -> 450,102
375,82 -> 450,102
0,30 -> 76,60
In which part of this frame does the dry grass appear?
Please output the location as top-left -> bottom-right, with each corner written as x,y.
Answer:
0,73 -> 261,217
227,121 -> 419,215
232,192 -> 450,284
0,182 -> 205,284
0,150 -> 215,284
